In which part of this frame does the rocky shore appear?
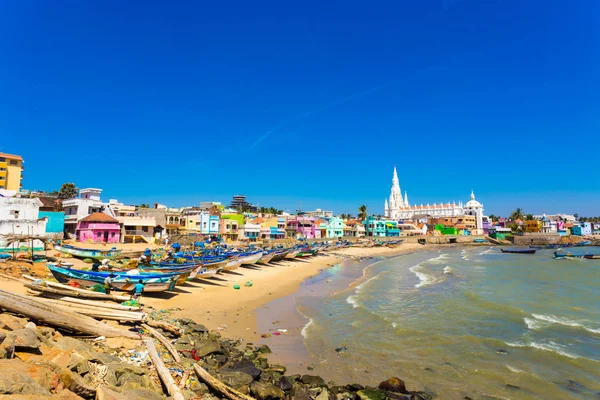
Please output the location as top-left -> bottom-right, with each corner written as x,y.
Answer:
0,306 -> 431,400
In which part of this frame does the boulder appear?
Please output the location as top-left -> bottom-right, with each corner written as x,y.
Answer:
60,369 -> 96,400
315,388 -> 336,400
337,393 -> 358,400
54,389 -> 87,400
227,358 -> 262,379
268,365 -> 287,374
9,329 -> 41,350
194,339 -> 222,358
0,335 -> 15,359
215,371 -> 254,389
187,323 -> 209,334
279,376 -> 294,391
256,344 -> 272,354
300,375 -> 326,387
291,383 -> 312,400
409,392 -> 432,400
346,384 -> 365,392
0,359 -> 60,393
96,385 -> 165,400
0,314 -> 28,331
378,378 -> 408,394
357,390 -> 388,400
250,381 -> 286,400
0,366 -> 51,395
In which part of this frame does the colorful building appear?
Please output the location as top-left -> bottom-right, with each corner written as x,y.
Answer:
571,222 -> 592,236
385,220 -> 400,237
364,217 -> 386,237
38,211 -> 65,234
257,216 -> 286,240
0,197 -> 48,251
488,226 -> 512,240
220,214 -> 243,241
75,212 -> 120,243
524,220 -> 542,233
0,152 -> 23,191
286,217 -> 317,239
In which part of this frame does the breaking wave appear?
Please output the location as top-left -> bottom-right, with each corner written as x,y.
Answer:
410,264 -> 442,288
530,314 -> 600,334
301,318 -> 314,338
506,340 -> 582,360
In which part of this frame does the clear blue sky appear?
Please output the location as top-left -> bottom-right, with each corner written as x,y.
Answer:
1,0 -> 598,216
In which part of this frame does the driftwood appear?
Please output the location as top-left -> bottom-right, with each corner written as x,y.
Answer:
193,363 -> 255,400
26,295 -> 144,321
23,275 -> 130,302
44,295 -> 141,311
179,370 -> 190,389
142,323 -> 181,362
0,288 -> 139,338
0,272 -> 26,283
145,338 -> 185,400
146,319 -> 182,337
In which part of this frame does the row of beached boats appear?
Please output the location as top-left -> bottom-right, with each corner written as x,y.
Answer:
48,241 -> 356,293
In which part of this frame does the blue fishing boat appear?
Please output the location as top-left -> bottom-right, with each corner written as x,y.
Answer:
54,244 -> 122,260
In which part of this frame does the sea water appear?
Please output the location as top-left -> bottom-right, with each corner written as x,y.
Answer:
261,247 -> 600,399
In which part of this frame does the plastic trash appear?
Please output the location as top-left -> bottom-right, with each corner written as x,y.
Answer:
233,284 -> 241,290
244,281 -> 253,287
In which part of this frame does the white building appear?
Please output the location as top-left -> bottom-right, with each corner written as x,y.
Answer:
533,213 -> 576,223
240,222 -> 261,241
0,197 -> 48,251
303,209 -> 333,218
63,188 -> 104,237
383,167 -> 485,233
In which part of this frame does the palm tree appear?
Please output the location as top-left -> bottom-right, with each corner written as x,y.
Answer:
510,208 -> 524,221
525,214 -> 534,221
58,182 -> 79,199
358,205 -> 368,221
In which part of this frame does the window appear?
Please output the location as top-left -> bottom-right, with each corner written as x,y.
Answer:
10,210 -> 19,218
0,157 -> 5,162
0,168 -> 5,171
9,160 -> 17,165
111,232 -> 116,237
97,232 -> 102,237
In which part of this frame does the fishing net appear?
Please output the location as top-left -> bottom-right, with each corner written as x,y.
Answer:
89,284 -> 107,293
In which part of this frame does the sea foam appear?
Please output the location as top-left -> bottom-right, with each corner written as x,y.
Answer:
506,340 -> 581,360
301,318 -> 314,338
410,264 -> 441,288
531,314 -> 600,334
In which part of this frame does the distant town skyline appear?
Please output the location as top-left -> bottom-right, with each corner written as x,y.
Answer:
1,1 -> 597,215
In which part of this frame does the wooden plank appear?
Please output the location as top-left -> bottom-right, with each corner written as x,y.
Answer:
145,338 -> 185,400
146,319 -> 182,337
23,275 -> 131,302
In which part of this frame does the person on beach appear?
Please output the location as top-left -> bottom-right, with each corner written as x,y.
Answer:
104,273 -> 115,294
132,279 -> 144,300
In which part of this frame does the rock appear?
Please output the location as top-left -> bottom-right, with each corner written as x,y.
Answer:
96,385 -> 165,400
496,349 -> 508,355
357,389 -> 388,400
250,381 -> 286,400
186,380 -> 209,395
0,335 -> 15,359
315,388 -> 336,400
187,323 -> 209,334
256,344 -> 272,354
0,359 -> 60,393
117,372 -> 155,390
103,337 -> 141,351
0,362 -> 51,395
378,378 -> 408,394
60,369 -> 96,400
55,388 -> 87,399
409,392 -> 432,400
337,393 -> 358,400
506,384 -> 520,390
269,364 -> 286,374
346,384 -> 365,391
0,314 -> 28,331
227,358 -> 262,379
279,376 -> 294,391
216,371 -> 254,389
194,339 -> 222,357
176,334 -> 195,346
291,383 -> 312,400
335,347 -> 347,353
301,375 -> 326,387
9,329 -> 41,350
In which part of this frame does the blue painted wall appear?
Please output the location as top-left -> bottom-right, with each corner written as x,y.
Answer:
39,211 -> 65,233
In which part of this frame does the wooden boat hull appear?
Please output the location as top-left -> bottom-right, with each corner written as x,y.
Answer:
270,251 -> 289,262
256,253 -> 275,264
47,266 -> 177,292
223,258 -> 243,271
240,253 -> 263,265
54,244 -> 122,260
284,250 -> 299,259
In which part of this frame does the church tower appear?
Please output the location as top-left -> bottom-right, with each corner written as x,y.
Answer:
387,166 -> 403,219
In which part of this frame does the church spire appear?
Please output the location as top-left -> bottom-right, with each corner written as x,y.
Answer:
470,189 -> 475,200
404,191 -> 409,207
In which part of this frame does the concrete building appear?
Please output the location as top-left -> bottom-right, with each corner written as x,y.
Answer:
240,222 -> 261,241
303,209 -> 334,218
0,152 -> 24,191
75,212 -> 120,243
571,222 -> 592,236
0,197 -> 48,251
62,188 -> 104,237
364,216 -> 386,237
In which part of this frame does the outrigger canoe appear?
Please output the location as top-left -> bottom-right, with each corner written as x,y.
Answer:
46,263 -> 178,292
54,244 -> 122,260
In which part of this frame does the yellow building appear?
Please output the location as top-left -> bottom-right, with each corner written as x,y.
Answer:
524,220 -> 542,233
0,152 -> 23,191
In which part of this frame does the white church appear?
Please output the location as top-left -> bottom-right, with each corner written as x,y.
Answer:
384,167 -> 484,233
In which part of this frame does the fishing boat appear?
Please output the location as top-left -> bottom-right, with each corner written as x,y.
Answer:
296,248 -> 316,257
501,248 -> 536,254
284,250 -> 300,259
223,257 -> 243,271
553,252 -> 600,259
256,251 -> 276,265
46,263 -> 178,292
270,249 -> 290,262
473,238 -> 487,243
54,244 -> 122,260
239,251 -> 263,265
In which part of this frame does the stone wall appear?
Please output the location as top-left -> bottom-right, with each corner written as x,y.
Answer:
507,233 -> 561,245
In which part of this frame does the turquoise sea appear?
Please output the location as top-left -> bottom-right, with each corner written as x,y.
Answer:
258,246 -> 600,399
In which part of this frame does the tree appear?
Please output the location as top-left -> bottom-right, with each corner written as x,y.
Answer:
58,182 -> 79,199
574,213 -> 579,220
525,214 -> 534,221
510,224 -> 521,233
488,214 -> 498,222
138,203 -> 150,208
509,208 -> 524,221
358,205 -> 368,221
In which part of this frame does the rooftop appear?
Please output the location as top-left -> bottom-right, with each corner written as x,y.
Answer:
80,212 -> 119,223
0,152 -> 23,161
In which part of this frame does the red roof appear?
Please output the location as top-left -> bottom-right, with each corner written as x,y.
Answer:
0,152 -> 23,161
80,212 -> 119,223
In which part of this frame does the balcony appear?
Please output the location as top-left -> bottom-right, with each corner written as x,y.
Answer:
124,230 -> 152,237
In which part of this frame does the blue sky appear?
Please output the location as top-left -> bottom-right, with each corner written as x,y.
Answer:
1,0 -> 598,216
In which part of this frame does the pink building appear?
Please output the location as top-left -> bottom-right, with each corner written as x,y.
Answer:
286,216 -> 317,239
76,212 -> 121,243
